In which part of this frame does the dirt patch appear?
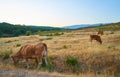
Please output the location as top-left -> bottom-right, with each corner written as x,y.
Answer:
0,68 -> 64,77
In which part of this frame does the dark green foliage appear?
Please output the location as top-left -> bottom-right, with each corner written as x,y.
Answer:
16,43 -> 21,47
41,63 -> 54,72
0,31 -> 3,37
63,45 -> 67,49
66,56 -> 78,66
0,22 -> 63,37
5,40 -> 12,43
25,31 -> 32,36
66,56 -> 79,73
38,30 -> 64,36
54,32 -> 61,36
40,58 -> 54,72
14,30 -> 22,36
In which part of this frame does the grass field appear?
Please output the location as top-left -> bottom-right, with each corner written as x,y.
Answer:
0,29 -> 120,77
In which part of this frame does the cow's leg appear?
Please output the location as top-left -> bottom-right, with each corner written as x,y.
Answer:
37,56 -> 42,69
43,56 -> 48,66
25,58 -> 30,69
43,47 -> 48,66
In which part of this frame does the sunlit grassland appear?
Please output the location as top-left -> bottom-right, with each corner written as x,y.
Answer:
0,30 -> 120,77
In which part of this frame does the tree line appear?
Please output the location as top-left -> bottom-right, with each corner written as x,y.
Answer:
0,22 -> 63,37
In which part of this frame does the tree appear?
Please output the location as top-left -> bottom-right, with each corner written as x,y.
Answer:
0,31 -> 3,37
14,30 -> 22,36
36,30 -> 42,35
25,31 -> 32,36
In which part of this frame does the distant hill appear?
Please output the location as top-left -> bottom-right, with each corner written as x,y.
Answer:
94,22 -> 120,31
63,23 -> 102,29
62,23 -> 114,29
77,22 -> 120,32
0,22 -> 63,37
0,22 -> 120,37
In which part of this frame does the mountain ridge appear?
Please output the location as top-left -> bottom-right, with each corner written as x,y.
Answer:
63,23 -> 109,29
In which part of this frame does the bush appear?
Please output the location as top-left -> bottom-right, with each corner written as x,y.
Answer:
54,32 -> 64,36
66,56 -> 79,73
0,31 -> 3,37
16,43 -> 21,47
54,32 -> 60,36
1,50 -> 13,60
25,31 -> 32,36
41,58 -> 54,72
63,45 -> 67,49
5,40 -> 12,43
66,56 -> 78,66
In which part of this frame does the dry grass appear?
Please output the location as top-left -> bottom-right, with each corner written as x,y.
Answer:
0,30 -> 120,77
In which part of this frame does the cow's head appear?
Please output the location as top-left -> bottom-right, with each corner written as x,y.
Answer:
11,55 -> 20,64
99,39 -> 102,44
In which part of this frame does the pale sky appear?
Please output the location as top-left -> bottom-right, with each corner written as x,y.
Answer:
0,0 -> 120,27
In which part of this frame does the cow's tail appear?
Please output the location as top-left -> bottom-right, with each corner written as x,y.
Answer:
43,43 -> 48,65
43,43 -> 47,53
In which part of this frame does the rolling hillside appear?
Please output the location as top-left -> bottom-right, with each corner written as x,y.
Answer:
0,22 -> 63,37
82,22 -> 120,31
0,22 -> 120,77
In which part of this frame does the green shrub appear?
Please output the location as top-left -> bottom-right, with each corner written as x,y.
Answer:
66,56 -> 79,73
0,31 -> 3,37
66,56 -> 78,66
54,32 -> 64,36
54,32 -> 60,36
25,31 -> 32,36
1,50 -> 13,60
61,32 -> 64,35
41,58 -> 54,72
5,40 -> 12,43
47,34 -> 53,36
16,43 -> 21,47
39,38 -> 44,41
108,45 -> 115,49
63,45 -> 67,49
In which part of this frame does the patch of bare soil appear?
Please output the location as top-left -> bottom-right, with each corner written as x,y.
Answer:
0,68 -> 64,77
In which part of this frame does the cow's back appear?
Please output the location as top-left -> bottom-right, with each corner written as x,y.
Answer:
34,43 -> 45,55
19,44 -> 35,58
20,43 -> 45,58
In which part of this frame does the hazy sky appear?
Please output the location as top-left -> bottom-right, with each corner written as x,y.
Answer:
0,0 -> 120,27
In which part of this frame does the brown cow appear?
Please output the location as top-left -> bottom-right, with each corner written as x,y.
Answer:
90,35 -> 102,44
97,31 -> 104,36
11,43 -> 48,68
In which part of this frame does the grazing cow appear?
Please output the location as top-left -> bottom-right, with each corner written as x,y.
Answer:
90,35 -> 102,44
11,43 -> 48,68
97,31 -> 104,36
